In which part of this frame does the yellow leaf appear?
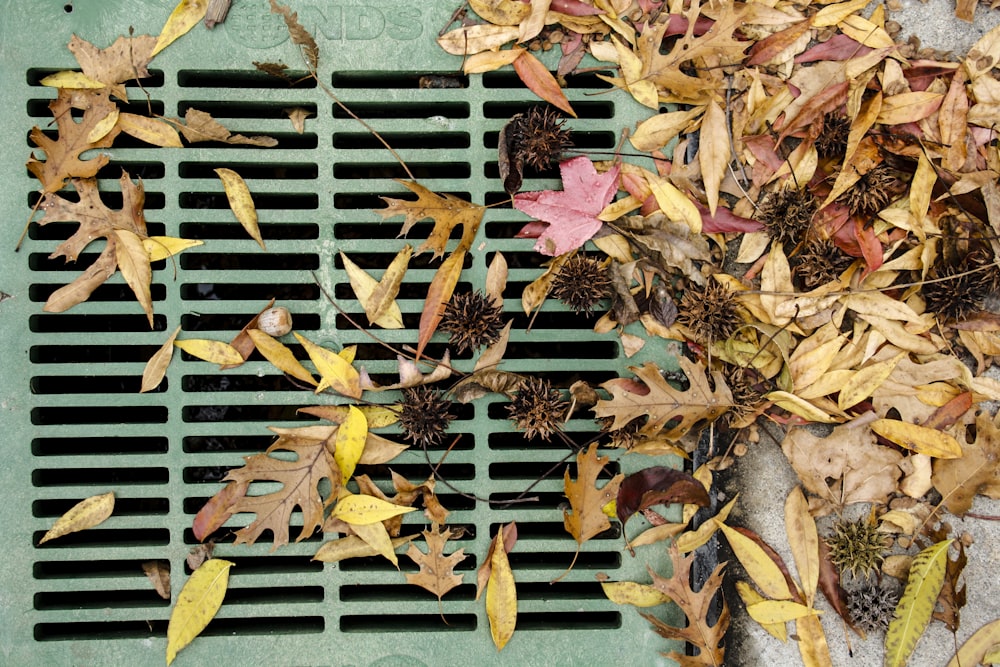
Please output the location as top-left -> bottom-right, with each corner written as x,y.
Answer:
113,229 -> 154,327
486,531 -> 517,651
715,521 -> 792,600
789,333 -> 846,394
699,100 -> 730,217
630,108 -> 702,152
174,339 -> 245,366
464,47 -> 525,73
676,495 -> 738,552
437,23 -> 520,56
870,419 -> 963,458
839,14 -> 896,48
349,520 -> 399,567
747,599 -> 818,624
647,173 -> 702,233
39,492 -> 115,544
765,391 -> 838,423
367,245 -> 412,327
39,70 -> 105,89
331,493 -> 416,525
141,326 -> 181,393
293,333 -> 362,398
785,486 -> 819,606
334,406 -> 367,484
885,540 -> 953,667
761,242 -> 794,325
166,558 -> 233,665
629,522 -> 687,548
947,618 -> 1000,667
601,580 -> 672,607
312,534 -> 415,563
153,0 -> 209,56
838,351 -> 906,410
143,236 -> 204,262
246,329 -> 316,386
797,613 -> 834,667
908,153 -> 935,242
876,92 -> 944,126
812,0 -> 870,27
214,168 -> 264,250
87,107 -> 120,143
117,112 -> 184,148
736,581 -> 787,642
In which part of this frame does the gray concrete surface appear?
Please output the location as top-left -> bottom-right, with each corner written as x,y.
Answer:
727,8 -> 1000,665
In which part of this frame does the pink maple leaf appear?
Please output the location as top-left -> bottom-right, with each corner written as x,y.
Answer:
513,156 -> 621,256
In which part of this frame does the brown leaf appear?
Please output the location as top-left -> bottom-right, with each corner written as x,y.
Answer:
817,537 -> 861,636
562,444 -> 624,558
142,560 -> 171,600
641,544 -> 729,666
192,480 -> 249,542
616,467 -> 709,528
27,89 -> 120,193
405,524 -> 467,604
376,181 -> 484,258
268,0 -> 319,70
169,108 -> 277,147
68,34 -> 157,100
284,107 -> 313,134
417,249 -> 465,359
187,543 -> 215,571
113,229 -> 154,326
512,51 -> 576,118
222,299 -> 276,369
932,537 -> 967,632
932,410 -> 1000,515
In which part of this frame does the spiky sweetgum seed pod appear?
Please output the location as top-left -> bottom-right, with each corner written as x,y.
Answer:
847,581 -> 900,634
440,290 -> 505,353
757,188 -> 817,249
551,255 -> 611,315
825,516 -> 888,579
506,377 -> 568,441
511,106 -> 574,171
816,113 -> 850,158
677,280 -> 743,344
840,163 -> 898,216
922,253 -> 1000,321
790,238 -> 855,290
397,386 -> 456,447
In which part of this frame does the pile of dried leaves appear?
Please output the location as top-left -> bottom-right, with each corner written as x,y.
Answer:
27,0 -> 1000,665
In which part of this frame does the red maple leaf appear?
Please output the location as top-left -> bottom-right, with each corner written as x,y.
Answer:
513,156 -> 620,256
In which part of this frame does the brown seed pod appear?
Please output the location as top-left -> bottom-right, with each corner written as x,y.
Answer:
790,238 -> 856,290
756,187 -> 817,250
815,112 -> 850,158
440,290 -> 505,353
506,376 -> 567,441
551,255 -> 611,315
826,516 -> 887,579
848,580 -> 900,634
397,387 -> 456,447
839,163 -> 902,216
677,280 -> 744,344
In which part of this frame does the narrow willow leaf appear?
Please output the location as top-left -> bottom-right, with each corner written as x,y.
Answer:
214,168 -> 264,249
871,419 -> 963,459
798,612 -> 834,667
113,229 -> 154,327
349,520 -> 399,567
676,495 -> 738,552
747,599 -> 817,624
341,252 -> 405,329
313,534 -> 415,563
246,329 -> 316,386
885,539 -> 953,667
293,333 -> 362,397
39,492 -> 115,544
143,236 -> 203,262
331,493 -> 416,525
699,100 -> 730,217
947,618 -> 1000,667
333,405 -> 367,484
486,528 -> 518,650
736,580 -> 787,642
154,0 -> 210,56
601,580 -> 672,607
87,106 -> 120,143
785,486 -> 819,606
368,245 -> 412,325
39,70 -> 105,88
166,558 -> 234,665
118,113 -> 184,148
174,339 -> 245,366
838,352 -> 905,410
715,520 -> 792,600
141,326 -> 181,392
417,249 -> 465,358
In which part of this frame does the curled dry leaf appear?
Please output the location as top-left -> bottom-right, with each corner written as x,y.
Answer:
143,560 -> 171,600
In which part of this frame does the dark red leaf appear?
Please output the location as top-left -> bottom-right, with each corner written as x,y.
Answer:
616,467 -> 710,526
923,392 -> 974,431
795,34 -> 872,64
818,536 -> 863,635
694,200 -> 764,233
747,20 -> 812,66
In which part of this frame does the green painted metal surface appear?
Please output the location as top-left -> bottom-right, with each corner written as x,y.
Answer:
0,1 -> 684,664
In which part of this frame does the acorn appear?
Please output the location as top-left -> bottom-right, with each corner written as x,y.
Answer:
257,306 -> 293,336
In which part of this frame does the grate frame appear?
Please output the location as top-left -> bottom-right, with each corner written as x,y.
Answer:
0,2 -> 687,665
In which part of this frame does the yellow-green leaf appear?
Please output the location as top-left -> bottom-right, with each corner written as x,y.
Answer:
39,492 -> 115,544
118,112 -> 184,148
331,493 -> 416,525
143,236 -> 203,262
747,599 -> 817,624
885,539 -> 953,667
486,530 -> 517,651
246,329 -> 316,386
141,326 -> 181,393
785,486 -> 819,606
871,419 -> 963,458
736,581 -> 787,642
715,520 -> 792,600
153,0 -> 209,56
174,339 -> 245,366
214,168 -> 264,250
293,333 -> 362,398
601,580 -> 672,607
166,558 -> 233,665
348,520 -> 399,567
114,229 -> 154,327
838,352 -> 905,410
39,71 -> 105,88
334,405 -> 367,484
312,534 -> 415,563
947,618 -> 1000,667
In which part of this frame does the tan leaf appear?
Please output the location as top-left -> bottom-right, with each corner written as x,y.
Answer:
118,112 -> 183,147
838,351 -> 906,410
376,181 -> 484,258
67,34 -> 157,100
368,245 -> 412,325
341,252 -> 405,329
284,106 -> 313,133
39,492 -> 115,544
437,23 -> 520,56
215,168 -> 264,250
141,326 -> 181,393
562,444 -> 624,557
405,524 -> 467,603
630,108 -> 702,152
464,47 -> 526,74
417,250 -> 465,359
699,100 -> 730,217
785,486 -> 819,606
171,108 -> 277,146
486,526 -> 518,651
174,339 -> 245,367
246,329 -> 316,386
143,560 -> 171,600
313,534 -> 415,563
113,229 -> 154,327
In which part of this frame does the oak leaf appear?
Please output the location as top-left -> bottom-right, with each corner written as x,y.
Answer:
641,544 -> 729,667
593,357 -> 734,442
932,409 -> 1000,515
222,426 -> 342,550
377,181 -> 484,258
68,34 -> 157,100
167,108 -> 278,147
405,524 -> 467,606
561,444 -> 624,573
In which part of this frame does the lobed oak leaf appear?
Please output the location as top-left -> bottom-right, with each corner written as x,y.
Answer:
405,524 -> 468,606
167,108 -> 278,147
513,156 -> 621,256
68,34 -> 157,100
932,409 -> 1000,515
376,182 -> 484,258
560,444 -> 624,576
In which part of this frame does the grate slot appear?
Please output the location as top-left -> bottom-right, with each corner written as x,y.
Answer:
35,589 -> 170,611
26,68 -> 166,87
331,72 -> 469,89
333,132 -> 470,150
32,437 -> 168,456
32,528 -> 171,548
32,467 -> 169,486
340,614 -> 477,632
31,406 -> 169,425
332,102 -> 470,119
177,70 -> 315,89
177,101 -> 318,119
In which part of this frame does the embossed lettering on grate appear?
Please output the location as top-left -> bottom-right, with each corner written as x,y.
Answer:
2,3 -> 683,665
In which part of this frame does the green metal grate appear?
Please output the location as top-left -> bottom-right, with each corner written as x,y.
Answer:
0,1 -> 686,664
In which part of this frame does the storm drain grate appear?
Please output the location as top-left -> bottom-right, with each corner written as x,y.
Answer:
1,2 -> 684,665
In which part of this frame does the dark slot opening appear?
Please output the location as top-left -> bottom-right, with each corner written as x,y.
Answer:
483,71 -> 613,89
340,614 -> 476,632
488,431 -> 601,451
183,434 -> 275,453
25,99 -> 166,118
516,611 -> 621,630
180,222 -> 319,240
181,404 -> 307,423
517,581 -> 607,600
32,528 -> 170,549
333,132 -> 469,150
354,463 -> 476,482
179,253 -> 319,270
97,161 -> 167,180
178,101 -> 317,119
181,311 -> 320,332
29,283 -> 166,303
179,161 -> 318,180
177,70 -> 315,89
503,340 -> 618,360
34,589 -> 169,611
333,162 -> 470,180
32,467 -> 169,487
507,550 -> 622,569
224,586 -> 324,605
32,436 -> 168,456
489,460 -> 620,481
31,344 -> 161,364
488,521 -> 574,541
35,620 -> 167,642
183,556 -> 322,577
331,72 -> 468,89
332,281 -> 450,300
483,101 -> 614,119
335,312 -> 423,329
179,192 -> 318,210
332,102 -> 470,119
26,68 -> 165,87
31,405 -> 169,425
34,558 -> 158,580
334,250 -> 470,271
33,497 -> 169,518
180,283 -> 319,301
31,374 -> 149,394
339,584 -> 475,603
484,130 -> 616,149
335,220 -> 436,240
181,373 -> 305,393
